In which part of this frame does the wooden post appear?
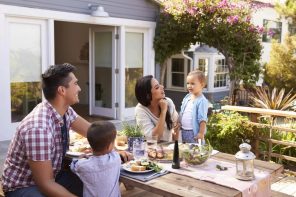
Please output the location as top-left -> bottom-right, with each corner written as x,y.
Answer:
268,139 -> 272,161
250,113 -> 260,158
267,117 -> 274,161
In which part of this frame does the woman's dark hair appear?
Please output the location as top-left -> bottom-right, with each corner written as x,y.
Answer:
87,121 -> 116,152
135,75 -> 173,130
135,75 -> 153,106
41,63 -> 76,100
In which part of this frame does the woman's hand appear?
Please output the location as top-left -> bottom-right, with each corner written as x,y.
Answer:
118,150 -> 133,163
159,99 -> 168,114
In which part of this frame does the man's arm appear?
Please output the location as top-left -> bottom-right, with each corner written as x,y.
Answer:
28,160 -> 76,197
70,116 -> 91,137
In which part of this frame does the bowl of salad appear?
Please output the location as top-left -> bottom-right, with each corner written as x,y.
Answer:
182,143 -> 212,165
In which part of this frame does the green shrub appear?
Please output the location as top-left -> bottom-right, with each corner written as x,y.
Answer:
206,111 -> 255,154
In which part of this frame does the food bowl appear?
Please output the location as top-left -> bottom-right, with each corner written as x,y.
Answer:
182,143 -> 212,165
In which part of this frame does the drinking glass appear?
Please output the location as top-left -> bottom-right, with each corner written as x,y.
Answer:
133,139 -> 146,160
147,135 -> 158,150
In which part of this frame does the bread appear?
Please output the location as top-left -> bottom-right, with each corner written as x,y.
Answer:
148,149 -> 164,159
116,135 -> 127,143
148,150 -> 157,158
135,160 -> 141,165
156,151 -> 164,159
116,140 -> 125,146
131,165 -> 146,171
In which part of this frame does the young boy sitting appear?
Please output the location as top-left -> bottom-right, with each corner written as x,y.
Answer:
71,121 -> 121,197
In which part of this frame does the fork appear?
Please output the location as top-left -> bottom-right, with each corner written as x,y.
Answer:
144,169 -> 167,179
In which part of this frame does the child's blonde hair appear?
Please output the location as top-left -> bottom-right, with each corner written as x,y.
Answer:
188,69 -> 207,87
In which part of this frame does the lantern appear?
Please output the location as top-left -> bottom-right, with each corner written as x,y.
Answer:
235,143 -> 255,181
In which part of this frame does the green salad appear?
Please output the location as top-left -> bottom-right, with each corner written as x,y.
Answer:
182,143 -> 213,165
140,159 -> 163,172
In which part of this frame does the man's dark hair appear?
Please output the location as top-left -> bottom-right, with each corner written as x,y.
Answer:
42,63 -> 76,100
135,75 -> 173,130
87,121 -> 117,152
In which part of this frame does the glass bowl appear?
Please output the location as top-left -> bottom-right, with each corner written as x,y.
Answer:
182,143 -> 212,165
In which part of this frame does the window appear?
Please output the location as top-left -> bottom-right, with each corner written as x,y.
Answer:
288,24 -> 296,36
197,58 -> 209,89
262,19 -> 282,43
166,56 -> 190,90
8,18 -> 46,122
125,32 -> 144,108
171,58 -> 185,87
214,58 -> 229,88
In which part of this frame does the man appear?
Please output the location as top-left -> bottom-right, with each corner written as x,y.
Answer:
2,63 -> 131,197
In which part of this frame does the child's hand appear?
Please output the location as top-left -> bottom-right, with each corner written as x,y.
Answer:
118,151 -> 133,164
194,132 -> 205,141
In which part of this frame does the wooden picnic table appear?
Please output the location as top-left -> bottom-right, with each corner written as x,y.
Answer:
120,152 -> 284,197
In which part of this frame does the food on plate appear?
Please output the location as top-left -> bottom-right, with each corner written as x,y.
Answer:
69,141 -> 92,153
147,149 -> 157,158
164,149 -> 173,160
115,134 -> 128,149
147,147 -> 165,159
156,151 -> 164,159
125,159 -> 163,172
140,161 -> 149,166
116,135 -> 127,142
116,141 -> 125,146
69,131 -> 85,142
69,146 -> 92,154
131,165 -> 146,171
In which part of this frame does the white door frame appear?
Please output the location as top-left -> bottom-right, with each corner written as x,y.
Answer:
89,26 -> 117,118
0,12 -> 11,141
119,27 -> 154,120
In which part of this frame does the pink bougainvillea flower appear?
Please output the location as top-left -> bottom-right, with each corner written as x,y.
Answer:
268,29 -> 275,37
227,15 -> 239,25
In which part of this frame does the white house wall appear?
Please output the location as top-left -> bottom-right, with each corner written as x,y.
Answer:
0,4 -> 156,141
252,6 -> 289,64
0,12 -> 11,141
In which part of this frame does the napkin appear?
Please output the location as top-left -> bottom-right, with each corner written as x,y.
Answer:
120,168 -> 169,182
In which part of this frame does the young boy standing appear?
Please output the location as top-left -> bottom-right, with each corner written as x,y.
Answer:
180,69 -> 208,143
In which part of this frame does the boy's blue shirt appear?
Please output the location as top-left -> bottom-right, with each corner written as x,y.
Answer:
180,93 -> 208,136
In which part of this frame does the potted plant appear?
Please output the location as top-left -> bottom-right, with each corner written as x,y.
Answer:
120,122 -> 144,152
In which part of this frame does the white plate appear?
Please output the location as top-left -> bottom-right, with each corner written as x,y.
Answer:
66,151 -> 92,157
122,162 -> 153,173
167,143 -> 191,150
115,144 -> 128,151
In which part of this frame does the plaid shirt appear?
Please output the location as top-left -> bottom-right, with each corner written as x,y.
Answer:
1,101 -> 78,192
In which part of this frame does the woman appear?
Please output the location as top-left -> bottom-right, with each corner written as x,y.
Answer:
135,75 -> 179,142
